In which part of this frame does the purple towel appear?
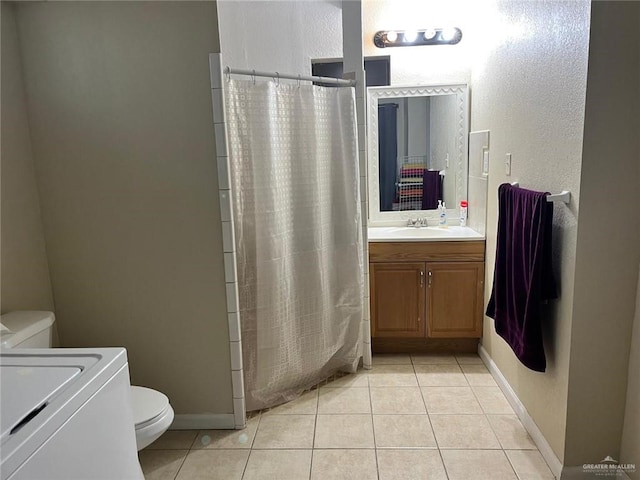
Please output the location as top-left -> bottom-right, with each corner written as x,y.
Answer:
486,183 -> 557,372
422,170 -> 443,210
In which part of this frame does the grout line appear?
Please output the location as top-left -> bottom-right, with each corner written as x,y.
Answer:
504,450 -> 526,480
483,412 -> 509,451
171,449 -> 191,480
307,448 -> 313,480
239,447 -> 251,480
249,411 -> 262,449
436,447 -> 449,480
310,388 -> 320,448
500,449 -> 521,479
366,366 -> 381,477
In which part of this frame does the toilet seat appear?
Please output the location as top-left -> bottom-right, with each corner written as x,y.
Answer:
131,386 -> 174,450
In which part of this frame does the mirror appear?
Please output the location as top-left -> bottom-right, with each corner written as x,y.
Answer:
367,84 -> 469,225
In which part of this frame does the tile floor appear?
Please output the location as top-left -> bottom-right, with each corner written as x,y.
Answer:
139,353 -> 556,479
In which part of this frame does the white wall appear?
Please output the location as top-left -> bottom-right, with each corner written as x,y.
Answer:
217,0 -> 343,75
1,3 -> 54,314
363,2 -> 589,460
565,0 -> 640,466
363,0 -> 496,86
13,1 -> 232,415
363,0 -> 492,218
429,94 -> 458,206
407,97 -> 428,158
470,0 -> 591,462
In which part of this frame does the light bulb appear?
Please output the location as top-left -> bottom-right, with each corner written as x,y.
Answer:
386,31 -> 397,43
441,28 -> 458,42
423,28 -> 437,40
403,31 -> 418,43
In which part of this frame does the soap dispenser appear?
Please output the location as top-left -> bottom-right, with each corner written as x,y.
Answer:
438,200 -> 447,227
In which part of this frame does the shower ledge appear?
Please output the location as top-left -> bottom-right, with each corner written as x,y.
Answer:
367,226 -> 484,242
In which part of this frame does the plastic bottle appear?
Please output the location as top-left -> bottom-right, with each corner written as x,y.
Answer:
438,200 -> 447,227
460,200 -> 468,227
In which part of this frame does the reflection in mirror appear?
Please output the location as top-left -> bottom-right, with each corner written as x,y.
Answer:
368,84 -> 469,225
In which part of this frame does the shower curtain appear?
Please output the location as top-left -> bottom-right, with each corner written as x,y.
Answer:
225,79 -> 365,411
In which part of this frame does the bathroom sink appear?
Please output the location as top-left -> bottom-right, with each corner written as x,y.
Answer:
367,226 -> 484,242
386,227 -> 451,237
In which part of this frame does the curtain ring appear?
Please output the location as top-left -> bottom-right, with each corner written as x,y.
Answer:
297,74 -> 301,88
251,69 -> 256,85
275,72 -> 280,86
224,66 -> 231,82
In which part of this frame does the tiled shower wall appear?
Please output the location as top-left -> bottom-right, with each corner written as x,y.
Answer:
209,53 -> 246,429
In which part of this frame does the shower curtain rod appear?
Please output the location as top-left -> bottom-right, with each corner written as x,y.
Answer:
224,66 -> 356,87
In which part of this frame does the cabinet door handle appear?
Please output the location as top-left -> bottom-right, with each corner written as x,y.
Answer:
420,270 -> 424,287
428,270 -> 432,287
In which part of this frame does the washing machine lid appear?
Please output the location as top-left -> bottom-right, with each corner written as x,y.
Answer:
131,386 -> 169,426
1,348 -> 128,479
1,365 -> 81,439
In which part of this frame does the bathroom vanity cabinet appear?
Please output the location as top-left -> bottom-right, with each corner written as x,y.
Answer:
369,241 -> 485,352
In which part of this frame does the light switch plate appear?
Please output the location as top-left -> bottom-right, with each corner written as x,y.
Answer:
482,150 -> 490,176
469,130 -> 490,178
505,153 -> 512,176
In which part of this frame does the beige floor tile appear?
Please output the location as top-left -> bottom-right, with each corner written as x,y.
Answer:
243,449 -> 312,480
421,386 -> 483,414
411,354 -> 458,365
145,430 -> 198,449
369,364 -> 418,387
138,449 -> 188,480
318,387 -> 371,414
321,371 -> 369,388
314,414 -> 375,448
372,354 -> 412,365
377,449 -> 447,480
506,449 -> 555,479
441,449 -> 517,480
264,390 -> 318,415
461,364 -> 497,386
472,386 -> 514,414
175,449 -> 249,480
373,414 -> 437,448
414,364 -> 468,387
430,415 -> 501,449
487,415 -> 537,449
370,387 -> 426,414
455,353 -> 484,365
252,414 -> 316,449
310,449 -> 378,480
192,414 -> 259,449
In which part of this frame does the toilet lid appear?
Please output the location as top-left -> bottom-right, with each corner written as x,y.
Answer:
131,386 -> 169,427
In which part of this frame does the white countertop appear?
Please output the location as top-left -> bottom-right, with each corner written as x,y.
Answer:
368,226 -> 484,242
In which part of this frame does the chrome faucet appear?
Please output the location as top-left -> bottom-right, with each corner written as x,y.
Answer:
407,217 -> 428,228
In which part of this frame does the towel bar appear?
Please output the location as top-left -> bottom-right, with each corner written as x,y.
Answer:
510,182 -> 570,204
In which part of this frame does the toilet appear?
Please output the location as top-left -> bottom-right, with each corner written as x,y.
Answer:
0,311 -> 174,451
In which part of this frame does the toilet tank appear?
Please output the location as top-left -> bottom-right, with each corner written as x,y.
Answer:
0,311 -> 55,349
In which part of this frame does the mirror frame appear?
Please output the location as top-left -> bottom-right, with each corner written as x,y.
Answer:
367,83 -> 469,226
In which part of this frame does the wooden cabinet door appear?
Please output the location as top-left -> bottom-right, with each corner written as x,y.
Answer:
371,262 -> 426,337
427,262 -> 484,338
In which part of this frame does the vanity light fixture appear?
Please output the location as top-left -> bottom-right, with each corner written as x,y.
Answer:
374,28 -> 462,48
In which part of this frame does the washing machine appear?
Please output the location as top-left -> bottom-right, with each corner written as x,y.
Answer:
1,348 -> 143,480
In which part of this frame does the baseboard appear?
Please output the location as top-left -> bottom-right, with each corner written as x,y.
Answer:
478,345 -> 564,479
170,414 -> 235,430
